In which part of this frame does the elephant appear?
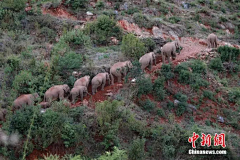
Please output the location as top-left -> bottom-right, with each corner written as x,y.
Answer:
73,75 -> 91,88
207,33 -> 217,48
0,109 -> 7,121
13,93 -> 39,110
91,72 -> 111,95
110,61 -> 133,85
139,52 -> 156,71
70,86 -> 90,103
161,40 -> 180,64
44,84 -> 70,102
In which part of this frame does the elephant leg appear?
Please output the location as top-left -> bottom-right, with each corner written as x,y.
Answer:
168,55 -> 171,64
59,91 -> 64,101
117,76 -> 121,82
161,52 -> 165,64
102,80 -> 106,91
92,87 -> 95,95
72,94 -> 76,104
149,61 -> 152,70
80,91 -> 83,101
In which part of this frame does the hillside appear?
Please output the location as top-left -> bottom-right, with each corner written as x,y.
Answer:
0,0 -> 240,160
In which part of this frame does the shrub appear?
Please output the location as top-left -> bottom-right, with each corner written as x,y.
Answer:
96,1 -> 105,9
157,108 -> 166,118
121,34 -> 146,59
168,16 -> 181,24
218,46 -> 240,62
174,92 -> 188,102
133,13 -> 154,29
98,146 -> 128,160
167,101 -> 174,110
6,55 -> 20,72
128,138 -> 146,160
176,102 -> 187,116
161,64 -> 174,80
153,77 -> 166,101
64,0 -> 88,10
1,0 -> 27,12
205,119 -> 211,126
209,58 -> 224,71
228,88 -> 240,103
136,76 -> 153,97
203,90 -> 215,100
126,7 -> 139,15
189,60 -> 207,74
58,52 -> 83,73
178,70 -> 192,84
190,75 -> 209,90
139,99 -> 156,112
84,15 -> 122,45
12,70 -> 34,94
39,27 -> 57,42
174,62 -> 189,73
140,38 -> 156,52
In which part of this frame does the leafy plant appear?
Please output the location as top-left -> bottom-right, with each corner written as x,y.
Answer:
176,102 -> 187,116
189,60 -> 207,74
12,70 -> 33,94
128,138 -> 146,160
136,76 -> 153,97
140,38 -> 156,52
203,90 -> 215,100
209,58 -> 224,71
133,13 -> 154,29
161,64 -> 174,80
121,33 -> 146,59
139,99 -> 156,112
174,92 -> 188,102
1,0 -> 27,12
64,0 -> 88,10
218,46 -> 240,62
153,77 -> 166,101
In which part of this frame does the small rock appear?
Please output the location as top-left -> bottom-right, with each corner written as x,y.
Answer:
86,11 -> 93,16
217,115 -> 224,123
188,104 -> 197,111
40,109 -> 46,113
105,93 -> 113,96
220,24 -> 226,29
131,78 -> 137,83
117,84 -> 123,87
82,99 -> 88,106
174,99 -> 180,107
182,2 -> 190,9
152,26 -> 162,38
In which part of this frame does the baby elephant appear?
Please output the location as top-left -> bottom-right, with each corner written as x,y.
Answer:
13,93 -> 39,110
70,86 -> 90,104
139,52 -> 156,71
74,75 -> 91,88
161,41 -> 180,64
91,72 -> 110,95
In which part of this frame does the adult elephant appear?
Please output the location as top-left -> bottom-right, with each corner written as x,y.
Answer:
91,72 -> 110,95
139,52 -> 156,71
207,33 -> 217,48
74,75 -> 91,88
161,40 -> 180,64
110,61 -> 133,85
70,86 -> 90,104
44,84 -> 70,102
13,93 -> 39,110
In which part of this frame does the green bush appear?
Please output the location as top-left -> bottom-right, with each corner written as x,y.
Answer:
126,7 -> 139,15
39,27 -> 56,42
157,108 -> 166,118
140,38 -> 156,52
168,16 -> 181,24
58,52 -> 83,73
174,62 -> 189,73
84,15 -> 122,45
189,60 -> 207,74
178,70 -> 192,84
12,70 -> 34,94
218,46 -> 240,62
161,64 -> 174,80
209,58 -> 224,71
176,102 -> 187,116
167,101 -> 174,110
96,1 -> 105,9
128,138 -> 146,160
121,34 -> 146,59
64,0 -> 88,10
228,88 -> 240,103
98,146 -> 128,160
1,0 -> 27,12
153,77 -> 166,101
133,13 -> 154,29
136,76 -> 153,97
205,119 -> 211,126
190,75 -> 209,90
6,55 -> 20,73
174,92 -> 188,102
203,90 -> 215,100
139,99 -> 156,112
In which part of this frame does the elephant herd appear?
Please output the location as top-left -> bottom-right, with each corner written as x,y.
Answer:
10,33 -> 218,111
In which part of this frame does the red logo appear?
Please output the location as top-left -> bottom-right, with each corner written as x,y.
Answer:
201,133 -> 211,147
188,132 -> 199,148
214,133 -> 226,148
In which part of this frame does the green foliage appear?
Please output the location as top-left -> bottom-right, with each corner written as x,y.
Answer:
64,0 -> 88,10
1,0 -> 27,12
136,76 -> 153,97
98,146 -> 128,160
203,90 -> 215,100
39,27 -> 57,42
174,92 -> 188,102
6,55 -> 20,73
167,101 -> 174,110
140,38 -> 156,52
178,70 -> 192,84
157,108 -> 166,118
125,7 -> 139,15
84,15 -> 122,45
169,16 -> 181,24
128,138 -> 146,160
209,58 -> 224,71
121,34 -> 146,59
161,64 -> 174,80
176,102 -> 187,116
189,60 -> 207,74
205,119 -> 212,126
96,1 -> 105,9
190,75 -> 209,90
153,77 -> 166,101
174,62 -> 189,73
133,13 -> 154,29
58,52 -> 83,73
12,70 -> 33,94
139,99 -> 156,112
228,88 -> 240,104
218,46 -> 240,62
